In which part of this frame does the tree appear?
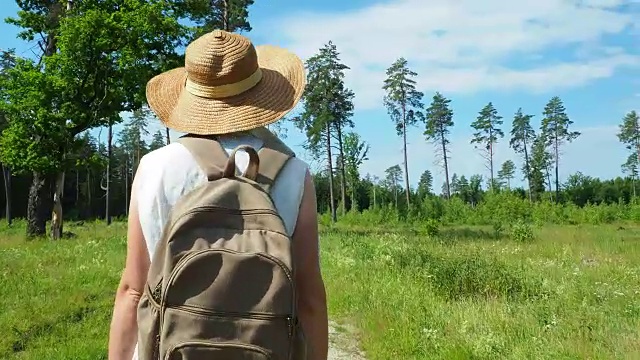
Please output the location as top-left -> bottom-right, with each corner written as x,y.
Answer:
2,0 -> 186,238
180,0 -> 255,36
622,153 -> 638,198
540,96 -> 580,201
149,130 -> 166,151
617,110 -> 640,191
530,135 -> 552,200
510,108 -> 536,201
498,160 -> 516,189
0,49 -> 16,225
470,102 -> 504,191
417,170 -> 433,199
296,41 -> 354,222
384,164 -> 402,208
343,132 -> 369,210
383,57 -> 424,206
424,92 -> 454,199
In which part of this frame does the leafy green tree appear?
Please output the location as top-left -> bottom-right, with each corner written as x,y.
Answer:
468,174 -> 483,206
343,132 -> 369,210
540,96 -> 580,200
530,135 -> 552,200
510,108 -> 536,201
0,49 -> 16,225
498,160 -> 516,189
2,0 -> 186,238
622,153 -> 638,198
417,170 -> 433,199
470,102 -> 504,191
149,130 -> 166,151
617,110 -> 640,195
424,92 -> 454,199
296,41 -> 354,222
385,164 -> 402,208
383,57 -> 424,206
180,0 -> 255,36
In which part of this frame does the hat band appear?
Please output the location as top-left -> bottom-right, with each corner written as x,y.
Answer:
185,68 -> 263,99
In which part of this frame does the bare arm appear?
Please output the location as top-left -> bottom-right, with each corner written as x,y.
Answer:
292,170 -> 328,360
108,175 -> 150,360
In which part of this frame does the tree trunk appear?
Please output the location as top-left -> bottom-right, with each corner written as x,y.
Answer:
489,136 -> 494,192
2,164 -> 12,225
373,185 -> 377,208
554,135 -> 560,202
325,122 -> 336,222
402,109 -> 410,206
336,127 -> 347,215
87,168 -> 92,218
222,0 -> 229,31
441,131 -> 451,199
106,122 -> 112,225
124,158 -> 129,216
523,138 -> 532,202
50,171 -> 65,240
26,172 -> 50,238
75,169 -> 79,207
165,127 -> 171,144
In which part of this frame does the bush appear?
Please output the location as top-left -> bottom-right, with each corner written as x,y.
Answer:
510,220 -> 535,243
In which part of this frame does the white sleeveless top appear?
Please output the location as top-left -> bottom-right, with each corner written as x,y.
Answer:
130,133 -> 308,360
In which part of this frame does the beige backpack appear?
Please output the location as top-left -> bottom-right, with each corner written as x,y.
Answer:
136,128 -> 307,360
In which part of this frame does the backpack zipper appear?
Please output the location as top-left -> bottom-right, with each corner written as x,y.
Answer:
165,206 -> 287,238
159,247 -> 297,353
170,304 -> 294,337
164,341 -> 271,360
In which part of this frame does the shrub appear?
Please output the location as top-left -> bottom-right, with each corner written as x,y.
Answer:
510,220 -> 535,243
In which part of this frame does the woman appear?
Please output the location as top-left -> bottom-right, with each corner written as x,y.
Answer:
107,29 -> 328,360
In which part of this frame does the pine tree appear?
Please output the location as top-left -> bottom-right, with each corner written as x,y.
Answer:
383,58 -> 424,206
510,108 -> 536,201
617,110 -> 640,196
424,92 -> 454,199
417,170 -> 433,199
498,160 -> 516,189
470,102 -> 504,191
540,96 -> 580,201
296,41 -> 354,222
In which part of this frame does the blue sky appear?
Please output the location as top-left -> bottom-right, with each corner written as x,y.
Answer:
1,0 -> 639,190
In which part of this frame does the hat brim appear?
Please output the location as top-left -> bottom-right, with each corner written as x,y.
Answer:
146,45 -> 306,135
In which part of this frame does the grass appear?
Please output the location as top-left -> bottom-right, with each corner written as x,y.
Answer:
320,222 -> 640,359
0,219 -> 639,359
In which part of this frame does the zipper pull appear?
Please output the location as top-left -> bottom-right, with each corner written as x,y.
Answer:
287,316 -> 293,337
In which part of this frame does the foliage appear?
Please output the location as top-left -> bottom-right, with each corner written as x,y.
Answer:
498,160 -> 516,188
424,92 -> 454,198
382,57 -> 424,205
470,102 -> 504,189
510,219 -> 534,242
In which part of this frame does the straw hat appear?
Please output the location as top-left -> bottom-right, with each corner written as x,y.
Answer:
146,29 -> 306,135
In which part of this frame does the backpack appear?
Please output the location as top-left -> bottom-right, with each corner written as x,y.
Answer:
136,128 -> 307,360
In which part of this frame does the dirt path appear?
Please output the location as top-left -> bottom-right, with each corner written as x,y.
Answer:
327,320 -> 367,360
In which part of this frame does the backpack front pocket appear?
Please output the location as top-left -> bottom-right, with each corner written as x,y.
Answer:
165,341 -> 271,360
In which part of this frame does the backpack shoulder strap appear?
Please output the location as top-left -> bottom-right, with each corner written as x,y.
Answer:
176,134 -> 228,181
251,127 -> 296,194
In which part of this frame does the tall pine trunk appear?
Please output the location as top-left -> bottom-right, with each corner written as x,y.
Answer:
336,126 -> 347,215
325,122 -> 336,222
554,134 -> 560,202
489,133 -> 494,191
2,164 -> 11,225
222,0 -> 229,31
523,138 -> 532,202
402,107 -> 410,206
441,130 -> 451,199
106,122 -> 112,225
165,127 -> 171,144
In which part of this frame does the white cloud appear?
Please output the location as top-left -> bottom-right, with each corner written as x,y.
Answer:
268,0 -> 640,110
